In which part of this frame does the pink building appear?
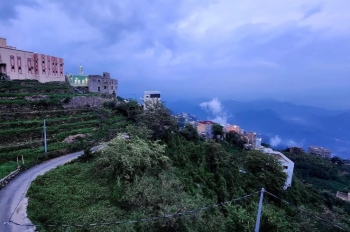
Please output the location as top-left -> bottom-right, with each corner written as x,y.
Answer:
0,38 -> 65,82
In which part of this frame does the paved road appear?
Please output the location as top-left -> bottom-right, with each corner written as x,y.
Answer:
0,147 -> 101,232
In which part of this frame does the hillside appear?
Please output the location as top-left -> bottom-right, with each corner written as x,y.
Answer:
26,101 -> 350,232
167,99 -> 350,158
0,80 -> 127,180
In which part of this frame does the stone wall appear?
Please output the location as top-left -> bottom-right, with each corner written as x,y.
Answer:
0,169 -> 21,189
61,96 -> 110,109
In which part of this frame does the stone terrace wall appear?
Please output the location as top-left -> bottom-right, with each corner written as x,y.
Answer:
62,96 -> 110,109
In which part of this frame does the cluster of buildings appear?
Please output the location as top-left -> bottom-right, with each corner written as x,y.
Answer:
308,146 -> 332,158
0,38 -> 118,96
67,66 -> 118,95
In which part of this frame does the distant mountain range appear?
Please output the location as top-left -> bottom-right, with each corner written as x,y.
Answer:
167,98 -> 350,159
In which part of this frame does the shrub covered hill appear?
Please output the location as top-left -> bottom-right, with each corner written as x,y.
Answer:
0,79 -> 126,180
26,100 -> 350,232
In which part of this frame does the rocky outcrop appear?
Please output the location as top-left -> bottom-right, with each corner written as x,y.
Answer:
25,95 -> 48,101
63,134 -> 87,143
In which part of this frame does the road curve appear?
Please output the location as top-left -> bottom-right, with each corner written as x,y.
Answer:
0,146 -> 100,232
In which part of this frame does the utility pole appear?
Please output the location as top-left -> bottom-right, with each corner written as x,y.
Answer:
44,119 -> 47,155
255,188 -> 265,232
3,222 -> 8,232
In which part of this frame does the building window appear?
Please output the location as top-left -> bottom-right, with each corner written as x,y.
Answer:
98,87 -> 100,91
104,86 -> 107,89
150,94 -> 160,98
283,166 -> 288,170
10,56 -> 15,72
17,56 -> 22,74
111,86 -> 113,90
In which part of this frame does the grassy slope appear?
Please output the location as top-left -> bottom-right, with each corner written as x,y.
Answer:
0,80 -> 126,179
27,135 -> 350,232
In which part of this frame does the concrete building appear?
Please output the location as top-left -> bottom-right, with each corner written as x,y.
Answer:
88,72 -> 118,95
197,121 -> 215,138
258,147 -> 294,189
245,132 -> 257,146
142,91 -> 161,110
0,38 -> 64,82
308,146 -> 332,158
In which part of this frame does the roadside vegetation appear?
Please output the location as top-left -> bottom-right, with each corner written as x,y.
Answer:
27,100 -> 350,232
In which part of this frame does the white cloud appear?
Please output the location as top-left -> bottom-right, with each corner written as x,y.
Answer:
200,98 -> 231,125
270,135 -> 282,147
200,98 -> 223,115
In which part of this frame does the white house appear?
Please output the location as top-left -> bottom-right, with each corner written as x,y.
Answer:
142,91 -> 161,110
258,147 -> 294,189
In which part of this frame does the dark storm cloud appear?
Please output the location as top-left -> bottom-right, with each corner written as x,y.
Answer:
1,0 -> 350,109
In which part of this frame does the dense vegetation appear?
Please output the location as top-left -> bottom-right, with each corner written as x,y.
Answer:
0,80 -> 126,179
27,101 -> 350,232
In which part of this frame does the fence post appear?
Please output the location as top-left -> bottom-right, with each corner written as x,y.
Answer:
254,188 -> 265,232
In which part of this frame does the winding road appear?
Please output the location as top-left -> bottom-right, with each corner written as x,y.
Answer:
0,147 -> 100,232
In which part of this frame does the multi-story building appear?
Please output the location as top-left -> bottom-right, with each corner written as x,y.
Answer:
142,91 -> 161,110
88,72 -> 118,95
258,147 -> 294,189
308,146 -> 332,158
0,38 -> 65,82
245,132 -> 257,146
197,121 -> 215,138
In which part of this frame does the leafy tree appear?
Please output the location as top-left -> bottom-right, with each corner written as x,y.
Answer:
95,134 -> 169,183
179,124 -> 200,141
115,99 -> 142,121
136,101 -> 178,141
212,123 -> 223,138
244,150 -> 287,193
225,131 -> 248,148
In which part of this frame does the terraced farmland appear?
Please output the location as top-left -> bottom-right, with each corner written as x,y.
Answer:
0,80 -> 127,179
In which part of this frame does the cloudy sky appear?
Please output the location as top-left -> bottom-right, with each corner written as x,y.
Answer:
1,0 -> 350,109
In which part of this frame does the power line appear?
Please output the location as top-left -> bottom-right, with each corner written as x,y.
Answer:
8,190 -> 260,228
264,190 -> 346,231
